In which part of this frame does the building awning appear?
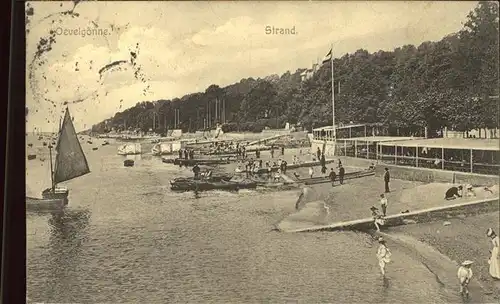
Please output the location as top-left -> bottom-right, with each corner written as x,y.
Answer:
378,138 -> 499,151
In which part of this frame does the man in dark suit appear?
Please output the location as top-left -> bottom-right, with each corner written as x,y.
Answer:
339,165 -> 345,184
383,168 -> 390,193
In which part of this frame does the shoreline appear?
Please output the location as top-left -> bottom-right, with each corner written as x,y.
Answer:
389,211 -> 500,301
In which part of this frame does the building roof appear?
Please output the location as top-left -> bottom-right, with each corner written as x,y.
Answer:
339,136 -> 423,142
313,123 -> 383,131
378,138 -> 499,151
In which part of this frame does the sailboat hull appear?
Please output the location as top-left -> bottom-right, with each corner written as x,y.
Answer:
42,187 -> 69,206
26,196 -> 65,211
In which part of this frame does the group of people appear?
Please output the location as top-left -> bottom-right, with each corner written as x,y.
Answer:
375,227 -> 499,298
444,184 -> 482,200
235,158 -> 288,182
191,164 -> 211,180
178,148 -> 195,160
370,194 -> 389,231
454,227 -> 499,298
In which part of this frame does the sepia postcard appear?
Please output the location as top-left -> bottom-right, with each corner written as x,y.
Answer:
24,1 -> 499,303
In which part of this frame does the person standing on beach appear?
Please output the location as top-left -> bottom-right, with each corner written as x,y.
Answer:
270,146 -> 275,158
457,260 -> 474,297
316,147 -> 321,161
383,168 -> 390,193
376,237 -> 391,277
338,165 -> 345,185
178,149 -> 183,159
379,194 -> 388,216
328,168 -> 336,186
309,167 -> 314,178
486,228 -> 500,279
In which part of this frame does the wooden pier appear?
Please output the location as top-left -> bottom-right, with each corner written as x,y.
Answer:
279,197 -> 499,233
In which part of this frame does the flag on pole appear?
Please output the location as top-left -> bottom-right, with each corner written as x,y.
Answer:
322,49 -> 332,64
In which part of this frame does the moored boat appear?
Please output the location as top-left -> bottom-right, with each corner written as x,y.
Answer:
124,159 -> 135,167
162,157 -> 175,164
151,142 -> 183,156
170,178 -> 257,192
27,154 -> 37,160
117,143 -> 142,155
26,196 -> 65,211
174,158 -> 230,166
171,174 -> 233,184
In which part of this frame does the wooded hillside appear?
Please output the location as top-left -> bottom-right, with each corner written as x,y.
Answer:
91,2 -> 498,135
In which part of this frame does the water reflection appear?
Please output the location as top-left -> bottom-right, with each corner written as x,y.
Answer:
44,209 -> 90,300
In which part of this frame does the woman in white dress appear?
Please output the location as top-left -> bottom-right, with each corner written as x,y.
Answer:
376,237 -> 391,276
486,228 -> 500,279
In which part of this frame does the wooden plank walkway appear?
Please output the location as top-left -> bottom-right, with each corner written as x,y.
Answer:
279,197 -> 499,233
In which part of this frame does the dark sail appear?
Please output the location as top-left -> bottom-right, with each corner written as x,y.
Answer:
53,107 -> 90,184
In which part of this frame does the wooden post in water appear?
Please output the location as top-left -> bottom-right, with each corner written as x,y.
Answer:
48,145 -> 55,192
366,141 -> 369,159
394,145 -> 397,164
441,147 -> 445,170
415,145 -> 419,168
470,148 -> 473,173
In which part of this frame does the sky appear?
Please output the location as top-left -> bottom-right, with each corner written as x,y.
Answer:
25,0 -> 479,132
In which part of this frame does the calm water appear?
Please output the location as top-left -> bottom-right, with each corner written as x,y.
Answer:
26,136 -> 460,303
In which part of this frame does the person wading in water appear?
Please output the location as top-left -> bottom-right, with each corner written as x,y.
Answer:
376,237 -> 391,277
457,260 -> 474,298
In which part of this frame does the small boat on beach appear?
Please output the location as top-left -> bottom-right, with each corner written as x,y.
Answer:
27,107 -> 90,210
27,154 -> 37,160
170,178 -> 257,192
102,141 -> 109,146
92,147 -> 98,151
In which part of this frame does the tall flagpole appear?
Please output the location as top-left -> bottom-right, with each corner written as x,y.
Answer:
330,44 -> 336,146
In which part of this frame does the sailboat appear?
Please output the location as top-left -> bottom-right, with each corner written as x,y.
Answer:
26,107 -> 90,210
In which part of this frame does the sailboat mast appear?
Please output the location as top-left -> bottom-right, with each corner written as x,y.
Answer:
49,145 -> 55,191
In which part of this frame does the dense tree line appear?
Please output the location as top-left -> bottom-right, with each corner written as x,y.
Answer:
92,2 -> 498,135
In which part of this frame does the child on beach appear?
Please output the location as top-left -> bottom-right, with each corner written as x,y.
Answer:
376,237 -> 391,276
309,167 -> 314,178
379,194 -> 388,216
457,260 -> 474,297
370,206 -> 385,232
465,184 -> 476,197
